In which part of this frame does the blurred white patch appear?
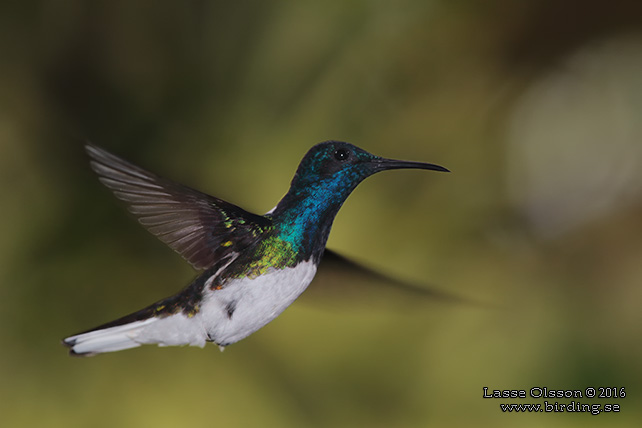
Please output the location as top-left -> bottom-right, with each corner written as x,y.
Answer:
507,35 -> 642,238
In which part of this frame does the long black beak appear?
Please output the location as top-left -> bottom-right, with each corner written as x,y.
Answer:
373,157 -> 450,173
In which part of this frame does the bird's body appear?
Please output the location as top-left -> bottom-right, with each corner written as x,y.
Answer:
63,141 -> 447,356
69,262 -> 317,354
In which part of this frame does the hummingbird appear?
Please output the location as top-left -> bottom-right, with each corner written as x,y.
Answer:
63,141 -> 448,356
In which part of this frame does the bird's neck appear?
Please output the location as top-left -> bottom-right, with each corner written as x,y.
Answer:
271,183 -> 353,263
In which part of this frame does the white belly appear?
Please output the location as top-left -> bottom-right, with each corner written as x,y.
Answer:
136,261 -> 317,348
200,261 -> 317,345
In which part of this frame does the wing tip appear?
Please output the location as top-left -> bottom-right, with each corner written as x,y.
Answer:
84,141 -> 104,158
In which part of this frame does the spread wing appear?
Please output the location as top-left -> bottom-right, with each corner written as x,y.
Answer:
304,249 -> 474,306
86,144 -> 271,270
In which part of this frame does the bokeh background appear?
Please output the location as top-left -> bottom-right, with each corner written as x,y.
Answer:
1,1 -> 641,427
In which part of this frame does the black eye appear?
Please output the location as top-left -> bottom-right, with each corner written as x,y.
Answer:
334,148 -> 350,161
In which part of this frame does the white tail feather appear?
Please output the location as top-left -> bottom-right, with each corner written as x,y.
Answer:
63,312 -> 208,356
63,319 -> 156,356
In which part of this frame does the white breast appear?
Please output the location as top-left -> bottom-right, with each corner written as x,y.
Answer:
198,260 -> 317,346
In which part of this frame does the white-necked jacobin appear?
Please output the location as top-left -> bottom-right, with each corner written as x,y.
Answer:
63,141 -> 448,356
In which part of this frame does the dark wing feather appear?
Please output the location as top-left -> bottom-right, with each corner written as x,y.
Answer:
86,144 -> 271,270
304,249 -> 475,306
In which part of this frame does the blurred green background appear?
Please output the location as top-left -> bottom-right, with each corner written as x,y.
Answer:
1,1 -> 642,427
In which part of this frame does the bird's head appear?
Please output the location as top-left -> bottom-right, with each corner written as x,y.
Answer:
289,141 -> 448,194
